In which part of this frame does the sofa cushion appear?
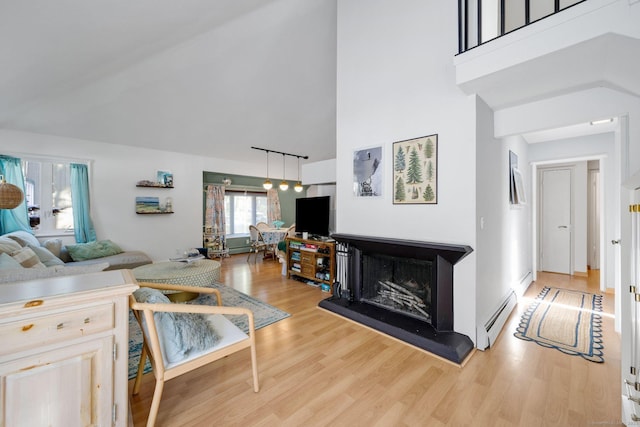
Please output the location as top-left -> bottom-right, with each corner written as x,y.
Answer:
5,230 -> 40,248
66,240 -> 123,262
0,262 -> 110,284
0,237 -> 22,255
10,247 -> 46,268
0,253 -> 23,269
27,244 -> 65,267
65,250 -> 152,270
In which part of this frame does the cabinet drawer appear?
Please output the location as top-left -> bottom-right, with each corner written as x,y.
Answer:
300,252 -> 315,264
0,304 -> 114,356
301,265 -> 315,276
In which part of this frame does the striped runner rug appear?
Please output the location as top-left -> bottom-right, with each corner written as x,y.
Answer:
514,286 -> 604,363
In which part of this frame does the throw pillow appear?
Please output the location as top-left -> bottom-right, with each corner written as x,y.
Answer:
27,244 -> 65,267
0,237 -> 22,255
0,253 -> 23,269
5,230 -> 40,247
10,247 -> 46,268
42,238 -> 63,258
66,240 -> 124,262
133,287 -> 220,364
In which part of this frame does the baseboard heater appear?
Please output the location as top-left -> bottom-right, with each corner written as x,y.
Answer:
476,289 -> 517,351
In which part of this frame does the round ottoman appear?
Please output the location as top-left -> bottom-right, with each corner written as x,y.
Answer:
133,259 -> 221,301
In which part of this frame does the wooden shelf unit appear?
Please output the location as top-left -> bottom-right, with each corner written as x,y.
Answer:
286,237 -> 335,291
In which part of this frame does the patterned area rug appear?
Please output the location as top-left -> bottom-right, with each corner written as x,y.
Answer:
128,282 -> 291,379
514,286 -> 604,363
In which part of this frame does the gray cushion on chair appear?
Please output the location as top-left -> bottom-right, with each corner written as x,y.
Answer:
133,287 -> 220,364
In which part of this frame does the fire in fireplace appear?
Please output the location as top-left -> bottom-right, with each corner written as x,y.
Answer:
319,234 -> 473,364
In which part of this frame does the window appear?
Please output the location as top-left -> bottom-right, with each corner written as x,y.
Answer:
22,159 -> 75,235
224,191 -> 267,236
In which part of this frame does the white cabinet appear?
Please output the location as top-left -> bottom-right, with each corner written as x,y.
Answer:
0,270 -> 138,427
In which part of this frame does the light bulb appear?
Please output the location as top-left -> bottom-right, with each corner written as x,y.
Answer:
279,180 -> 289,191
294,182 -> 303,192
263,179 -> 273,190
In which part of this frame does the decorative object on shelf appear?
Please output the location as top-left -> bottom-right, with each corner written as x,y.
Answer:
157,170 -> 173,187
0,175 -> 24,209
136,179 -> 173,188
353,146 -> 382,197
393,134 -> 438,205
223,177 -> 232,186
251,146 -> 308,192
165,197 -> 173,212
136,196 -> 173,214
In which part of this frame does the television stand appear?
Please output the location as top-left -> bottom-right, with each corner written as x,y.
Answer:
286,236 -> 335,292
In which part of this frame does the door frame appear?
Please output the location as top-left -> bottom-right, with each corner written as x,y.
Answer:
538,166 -> 573,274
531,156 -> 605,291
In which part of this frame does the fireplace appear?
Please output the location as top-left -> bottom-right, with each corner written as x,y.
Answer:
319,234 -> 473,364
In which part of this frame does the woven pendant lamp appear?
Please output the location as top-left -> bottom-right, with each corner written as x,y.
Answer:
0,175 -> 24,209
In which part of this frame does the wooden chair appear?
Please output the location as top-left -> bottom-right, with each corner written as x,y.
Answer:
130,282 -> 259,427
255,222 -> 269,231
247,224 -> 269,262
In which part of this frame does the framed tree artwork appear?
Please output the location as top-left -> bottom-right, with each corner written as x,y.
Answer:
393,134 -> 438,204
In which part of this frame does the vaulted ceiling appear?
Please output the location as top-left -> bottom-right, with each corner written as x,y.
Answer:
0,0 -> 337,165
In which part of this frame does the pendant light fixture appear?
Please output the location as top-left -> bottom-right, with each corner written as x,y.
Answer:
251,147 -> 308,191
263,151 -> 273,190
0,175 -> 24,209
294,156 -> 303,192
279,154 -> 289,191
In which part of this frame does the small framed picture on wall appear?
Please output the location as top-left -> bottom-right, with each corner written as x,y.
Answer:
353,146 -> 383,197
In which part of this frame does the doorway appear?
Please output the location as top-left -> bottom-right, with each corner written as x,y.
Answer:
535,159 -> 602,281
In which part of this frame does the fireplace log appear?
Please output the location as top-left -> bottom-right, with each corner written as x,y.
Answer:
378,281 -> 430,320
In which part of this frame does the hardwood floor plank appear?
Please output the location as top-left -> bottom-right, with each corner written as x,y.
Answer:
129,256 -> 622,426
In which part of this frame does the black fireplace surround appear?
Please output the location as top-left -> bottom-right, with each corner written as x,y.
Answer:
319,234 -> 474,364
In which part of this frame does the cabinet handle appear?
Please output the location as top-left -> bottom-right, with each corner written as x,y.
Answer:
84,317 -> 91,324
22,324 -> 34,332
57,323 -> 64,330
24,300 -> 43,308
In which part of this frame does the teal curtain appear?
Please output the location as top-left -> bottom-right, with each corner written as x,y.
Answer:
0,155 -> 30,234
70,163 -> 97,243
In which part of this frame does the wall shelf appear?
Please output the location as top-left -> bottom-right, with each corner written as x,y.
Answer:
136,184 -> 174,188
136,211 -> 174,215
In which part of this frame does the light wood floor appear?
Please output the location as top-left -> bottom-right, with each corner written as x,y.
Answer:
129,256 -> 622,426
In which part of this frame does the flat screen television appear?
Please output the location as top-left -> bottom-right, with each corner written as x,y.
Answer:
295,196 -> 330,238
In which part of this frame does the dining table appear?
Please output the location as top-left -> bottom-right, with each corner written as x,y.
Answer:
260,227 -> 289,245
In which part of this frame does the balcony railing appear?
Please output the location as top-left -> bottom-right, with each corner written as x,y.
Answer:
458,0 -> 587,54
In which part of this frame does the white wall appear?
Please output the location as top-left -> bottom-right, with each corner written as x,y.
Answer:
476,96 -> 532,341
0,129 -> 264,261
336,1 -> 477,342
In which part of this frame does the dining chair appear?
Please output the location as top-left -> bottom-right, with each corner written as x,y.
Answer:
247,224 -> 269,262
130,282 -> 259,427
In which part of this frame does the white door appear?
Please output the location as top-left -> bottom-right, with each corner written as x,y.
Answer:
541,168 -> 572,274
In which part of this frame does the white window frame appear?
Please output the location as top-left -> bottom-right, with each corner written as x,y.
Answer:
21,156 -> 89,238
224,191 -> 268,237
